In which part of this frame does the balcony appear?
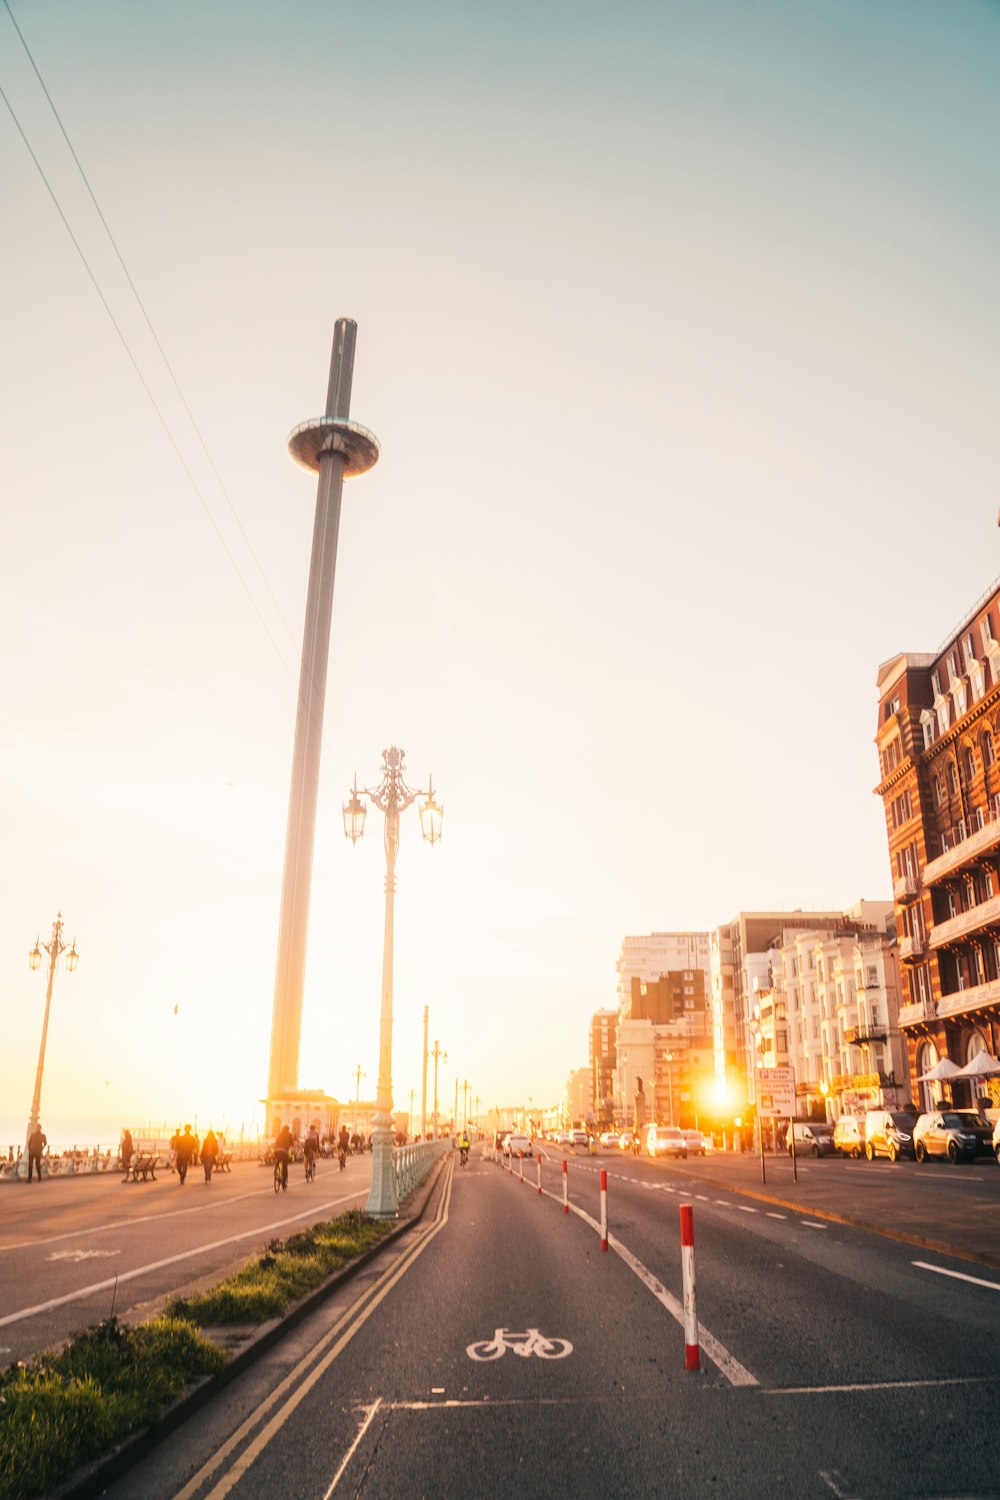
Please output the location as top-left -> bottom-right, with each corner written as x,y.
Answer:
923,804 -> 1000,887
843,1024 -> 888,1044
897,999 -> 938,1027
899,934 -> 926,963
894,873 -> 919,902
928,891 -> 1000,949
937,976 -> 1000,1021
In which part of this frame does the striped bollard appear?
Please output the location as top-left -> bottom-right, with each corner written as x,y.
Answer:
519,1150 -> 524,1183
537,1154 -> 542,1195
680,1203 -> 700,1371
599,1168 -> 608,1251
562,1158 -> 569,1214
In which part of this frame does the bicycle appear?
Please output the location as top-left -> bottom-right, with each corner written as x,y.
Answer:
304,1152 -> 316,1183
460,1146 -> 469,1168
273,1154 -> 288,1193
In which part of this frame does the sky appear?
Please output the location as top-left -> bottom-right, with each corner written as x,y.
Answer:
2,0 -> 1000,1146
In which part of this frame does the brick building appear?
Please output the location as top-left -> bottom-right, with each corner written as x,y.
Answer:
875,577 -> 1000,1111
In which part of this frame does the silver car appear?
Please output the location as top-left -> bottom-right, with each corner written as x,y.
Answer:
912,1111 -> 979,1164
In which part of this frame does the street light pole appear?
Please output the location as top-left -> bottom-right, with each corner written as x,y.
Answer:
421,1005 -> 429,1139
353,1064 -> 365,1139
23,914 -> 78,1176
462,1078 -> 469,1129
431,1040 -> 447,1139
344,747 -> 442,1216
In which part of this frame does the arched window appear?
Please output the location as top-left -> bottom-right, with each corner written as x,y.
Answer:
964,746 -> 976,782
984,729 -> 995,769
933,776 -> 944,808
915,1039 -> 942,1113
947,761 -> 959,796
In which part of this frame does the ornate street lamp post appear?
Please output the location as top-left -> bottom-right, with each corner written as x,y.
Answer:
21,913 -> 78,1176
344,746 -> 442,1215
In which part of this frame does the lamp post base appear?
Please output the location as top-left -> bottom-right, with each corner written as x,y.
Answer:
365,1125 -> 399,1218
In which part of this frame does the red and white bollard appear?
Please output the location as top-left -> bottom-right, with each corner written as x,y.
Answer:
518,1150 -> 524,1183
537,1155 -> 542,1195
680,1203 -> 700,1371
599,1168 -> 608,1251
562,1158 -> 569,1214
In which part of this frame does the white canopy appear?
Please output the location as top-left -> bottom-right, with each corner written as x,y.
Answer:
952,1052 -> 1000,1080
915,1057 -> 962,1082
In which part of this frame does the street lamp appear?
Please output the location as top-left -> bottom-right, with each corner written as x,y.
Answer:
22,913 -> 78,1176
344,746 -> 442,1216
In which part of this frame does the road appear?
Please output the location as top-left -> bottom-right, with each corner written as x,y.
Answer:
0,1155 -> 371,1363
99,1144 -> 1000,1500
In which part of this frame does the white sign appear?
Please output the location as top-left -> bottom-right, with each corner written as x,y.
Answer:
756,1066 -> 795,1118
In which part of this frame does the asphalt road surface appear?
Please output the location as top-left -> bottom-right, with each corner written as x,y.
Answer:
101,1145 -> 1000,1500
0,1156 -> 371,1362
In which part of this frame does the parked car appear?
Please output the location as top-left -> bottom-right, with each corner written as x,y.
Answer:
912,1112 -> 979,1164
502,1133 -> 532,1158
864,1109 -> 917,1162
948,1110 -> 995,1158
646,1125 -> 687,1158
598,1130 -> 618,1148
786,1122 -> 836,1158
568,1129 -> 590,1149
682,1129 -> 707,1155
833,1115 -> 865,1158
556,1131 -> 571,1147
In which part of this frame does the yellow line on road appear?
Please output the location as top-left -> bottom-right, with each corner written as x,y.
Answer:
173,1161 -> 454,1500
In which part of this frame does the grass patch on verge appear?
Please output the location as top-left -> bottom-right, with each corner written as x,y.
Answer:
168,1209 -> 393,1326
0,1208 -> 392,1499
0,1316 -> 225,1500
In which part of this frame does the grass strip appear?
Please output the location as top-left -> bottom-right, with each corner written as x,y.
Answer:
0,1209 -> 392,1499
167,1209 -> 393,1326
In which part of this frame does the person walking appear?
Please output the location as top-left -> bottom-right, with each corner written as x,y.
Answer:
26,1123 -> 46,1183
120,1127 -> 134,1182
201,1128 -> 218,1183
175,1124 -> 196,1185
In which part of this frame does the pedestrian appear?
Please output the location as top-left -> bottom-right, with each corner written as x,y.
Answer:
175,1123 -> 196,1185
27,1123 -> 46,1183
169,1125 -> 181,1174
201,1128 -> 218,1183
120,1127 -> 134,1181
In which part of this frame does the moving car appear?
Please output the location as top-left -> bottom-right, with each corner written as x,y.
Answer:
912,1112 -> 979,1164
502,1133 -> 532,1158
568,1129 -> 590,1149
833,1115 -> 865,1158
646,1125 -> 687,1158
786,1122 -> 836,1158
864,1109 -> 917,1162
598,1131 -> 618,1148
682,1129 -> 707,1155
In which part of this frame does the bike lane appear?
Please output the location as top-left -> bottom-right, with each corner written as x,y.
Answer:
178,1150 -> 872,1500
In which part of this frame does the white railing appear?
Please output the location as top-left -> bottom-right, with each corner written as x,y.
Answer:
924,798 -> 1000,886
897,999 -> 938,1028
937,976 -> 1000,1020
392,1138 -> 451,1200
929,892 -> 1000,949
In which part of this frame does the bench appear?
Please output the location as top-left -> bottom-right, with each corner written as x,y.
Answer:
127,1152 -> 160,1182
216,1151 -> 233,1173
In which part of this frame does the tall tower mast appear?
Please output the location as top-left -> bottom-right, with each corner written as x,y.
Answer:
266,319 -> 379,1109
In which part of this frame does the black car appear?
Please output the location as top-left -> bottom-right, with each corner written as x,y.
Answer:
950,1110 -> 995,1158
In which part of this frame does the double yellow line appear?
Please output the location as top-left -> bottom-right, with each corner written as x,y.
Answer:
174,1159 -> 454,1500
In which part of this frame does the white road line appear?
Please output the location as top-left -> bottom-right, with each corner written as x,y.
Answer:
532,1171 -> 758,1387
736,1205 -> 757,1213
766,1212 -> 787,1220
912,1261 -> 1000,1293
714,1199 -> 731,1206
801,1221 -> 828,1231
0,1190 -> 365,1329
764,1375 -> 992,1396
322,1399 -> 383,1498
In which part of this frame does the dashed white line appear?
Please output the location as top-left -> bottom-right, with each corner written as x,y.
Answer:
802,1221 -> 828,1231
737,1205 -> 758,1213
766,1212 -> 787,1220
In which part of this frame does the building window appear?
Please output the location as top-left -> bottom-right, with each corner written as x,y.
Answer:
916,966 -> 928,1003
948,762 -> 959,797
984,614 -> 996,647
933,776 -> 943,808
932,669 -> 943,699
965,632 -> 976,664
955,685 -> 967,718
964,747 -> 976,781
985,730 -> 995,768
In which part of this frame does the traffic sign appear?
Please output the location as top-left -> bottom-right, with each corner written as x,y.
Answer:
756,1066 -> 795,1118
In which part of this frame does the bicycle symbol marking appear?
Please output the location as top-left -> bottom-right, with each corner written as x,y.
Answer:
466,1327 -> 573,1361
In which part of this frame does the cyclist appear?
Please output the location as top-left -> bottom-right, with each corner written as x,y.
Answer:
273,1121 -> 293,1192
337,1124 -> 350,1170
303,1121 -> 320,1181
459,1128 -> 470,1167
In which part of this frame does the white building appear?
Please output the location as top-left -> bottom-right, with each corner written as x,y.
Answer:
616,932 -> 711,1014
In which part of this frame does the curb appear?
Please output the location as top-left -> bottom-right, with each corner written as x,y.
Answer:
57,1157 -> 449,1500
